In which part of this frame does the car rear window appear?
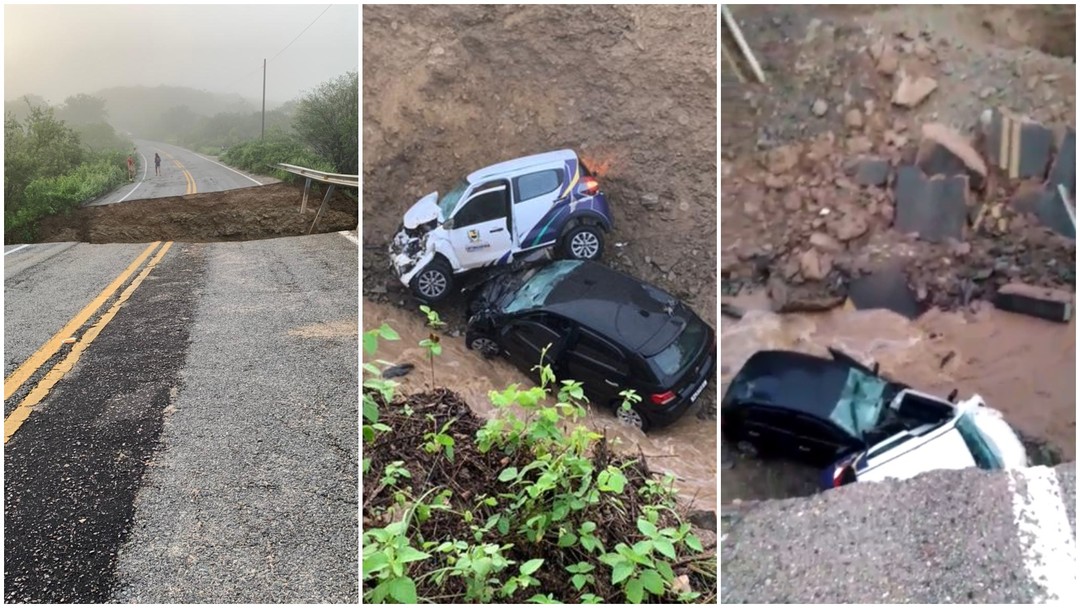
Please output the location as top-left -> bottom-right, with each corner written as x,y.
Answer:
955,413 -> 1004,470
503,261 -> 582,314
829,369 -> 888,438
649,316 -> 707,378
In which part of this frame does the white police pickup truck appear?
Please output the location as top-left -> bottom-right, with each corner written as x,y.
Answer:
388,149 -> 613,301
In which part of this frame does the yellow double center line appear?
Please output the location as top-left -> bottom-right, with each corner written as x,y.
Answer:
171,159 -> 197,195
3,241 -> 174,443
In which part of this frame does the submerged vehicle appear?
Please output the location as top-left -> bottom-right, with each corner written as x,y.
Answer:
719,349 -> 1028,487
465,260 -> 715,431
389,150 -> 613,302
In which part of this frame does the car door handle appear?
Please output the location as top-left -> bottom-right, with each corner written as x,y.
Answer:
604,379 -> 618,387
490,228 -> 505,233
747,430 -> 761,437
798,445 -> 811,452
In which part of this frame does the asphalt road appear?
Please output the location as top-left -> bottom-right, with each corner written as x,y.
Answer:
721,463 -> 1077,603
4,232 -> 358,602
91,139 -> 274,205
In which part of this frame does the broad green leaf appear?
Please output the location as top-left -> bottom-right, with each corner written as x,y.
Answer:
654,537 -> 677,560
639,569 -> 664,595
632,540 -> 653,556
625,577 -> 644,603
580,521 -> 597,534
656,560 -> 675,582
571,573 -> 588,591
361,552 -> 388,578
637,518 -> 659,538
397,546 -> 430,564
502,578 -> 519,598
387,576 -> 417,604
685,533 -> 704,552
611,561 -> 634,585
363,332 -> 377,356
557,531 -> 578,548
377,323 -> 400,340
566,561 -> 595,574
527,594 -> 562,604
498,467 -> 518,482
520,558 -> 544,575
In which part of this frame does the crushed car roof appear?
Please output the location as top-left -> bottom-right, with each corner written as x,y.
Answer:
727,350 -> 859,422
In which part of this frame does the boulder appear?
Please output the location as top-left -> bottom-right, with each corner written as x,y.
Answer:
916,123 -> 988,190
854,158 -> 890,187
893,166 -> 969,242
892,71 -> 937,107
994,283 -> 1073,323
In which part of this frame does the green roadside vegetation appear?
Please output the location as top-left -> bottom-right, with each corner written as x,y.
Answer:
4,98 -> 132,243
362,310 -> 717,604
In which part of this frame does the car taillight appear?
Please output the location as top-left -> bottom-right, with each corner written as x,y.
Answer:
650,390 -> 676,405
582,177 -> 600,195
832,466 -> 847,488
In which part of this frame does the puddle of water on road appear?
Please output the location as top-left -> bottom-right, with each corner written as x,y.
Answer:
362,300 -> 718,510
721,291 -> 1076,502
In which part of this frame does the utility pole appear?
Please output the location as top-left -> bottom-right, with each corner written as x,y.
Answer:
261,58 -> 267,140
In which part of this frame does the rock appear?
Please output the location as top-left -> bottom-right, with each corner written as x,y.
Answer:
766,144 -> 801,174
764,173 -> 787,190
877,44 -> 900,76
844,108 -> 864,130
782,190 -> 803,211
812,99 -> 829,116
978,86 -> 996,99
869,37 -> 887,60
688,510 -> 717,532
831,211 -> 870,242
846,136 -> 873,155
994,283 -> 1073,323
799,248 -> 832,280
854,158 -> 890,187
810,232 -> 844,253
914,39 -> 932,59
641,193 -> 660,208
916,123 -> 988,190
892,72 -> 938,107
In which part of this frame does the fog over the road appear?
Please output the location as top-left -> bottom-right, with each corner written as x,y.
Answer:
4,4 -> 358,105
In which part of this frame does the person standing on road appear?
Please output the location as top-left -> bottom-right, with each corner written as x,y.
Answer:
154,152 -> 161,176
126,154 -> 136,182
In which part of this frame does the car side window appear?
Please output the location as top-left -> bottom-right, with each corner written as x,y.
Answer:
513,169 -> 564,202
569,330 -> 628,376
455,183 -> 507,227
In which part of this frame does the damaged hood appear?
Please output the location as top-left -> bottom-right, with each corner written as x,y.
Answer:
403,191 -> 440,229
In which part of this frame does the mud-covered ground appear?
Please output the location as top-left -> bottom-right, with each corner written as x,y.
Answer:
721,5 -> 1075,503
34,183 -> 358,244
361,2 -> 718,511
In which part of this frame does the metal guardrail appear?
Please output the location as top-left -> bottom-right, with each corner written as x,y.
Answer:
276,163 -> 358,234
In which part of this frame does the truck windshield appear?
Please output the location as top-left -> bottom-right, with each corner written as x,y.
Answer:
503,261 -> 581,314
437,179 -> 469,220
829,369 -> 888,438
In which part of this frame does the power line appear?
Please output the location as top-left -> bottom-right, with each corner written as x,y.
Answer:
269,4 -> 333,64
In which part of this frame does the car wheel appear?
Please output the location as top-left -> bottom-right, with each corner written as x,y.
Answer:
411,259 -> 453,302
467,335 -> 500,358
614,403 -> 650,432
561,225 -> 605,260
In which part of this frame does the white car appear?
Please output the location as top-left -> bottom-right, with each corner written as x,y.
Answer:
388,150 -> 613,302
824,392 -> 1029,488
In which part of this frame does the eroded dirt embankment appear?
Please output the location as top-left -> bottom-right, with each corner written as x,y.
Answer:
33,183 -> 357,244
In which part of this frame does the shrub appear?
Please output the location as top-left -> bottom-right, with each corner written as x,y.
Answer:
221,136 -> 335,183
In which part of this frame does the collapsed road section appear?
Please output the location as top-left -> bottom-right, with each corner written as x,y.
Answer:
27,182 -> 358,244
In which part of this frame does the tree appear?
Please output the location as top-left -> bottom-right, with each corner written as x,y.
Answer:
4,106 -> 83,211
293,71 -> 358,175
56,94 -> 109,126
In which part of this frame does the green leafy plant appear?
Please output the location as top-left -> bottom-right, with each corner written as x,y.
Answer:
418,305 -> 445,388
423,415 -> 456,462
618,388 -> 642,413
362,323 -> 400,475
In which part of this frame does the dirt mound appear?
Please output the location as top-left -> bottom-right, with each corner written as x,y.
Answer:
362,4 -> 717,327
33,183 -> 358,244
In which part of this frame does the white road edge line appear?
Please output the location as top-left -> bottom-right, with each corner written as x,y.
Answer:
4,244 -> 31,256
338,231 -> 358,245
1008,466 -> 1077,603
193,153 -> 263,186
118,151 -> 149,202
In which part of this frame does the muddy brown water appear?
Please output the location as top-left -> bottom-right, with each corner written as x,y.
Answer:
721,293 -> 1076,502
362,299 -> 718,510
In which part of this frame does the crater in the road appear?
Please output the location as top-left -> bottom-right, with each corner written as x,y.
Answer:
30,183 -> 357,244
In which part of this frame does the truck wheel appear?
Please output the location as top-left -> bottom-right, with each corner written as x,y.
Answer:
411,259 -> 454,302
561,224 -> 605,260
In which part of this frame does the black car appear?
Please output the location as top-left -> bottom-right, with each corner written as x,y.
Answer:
465,260 -> 715,431
719,348 -> 951,466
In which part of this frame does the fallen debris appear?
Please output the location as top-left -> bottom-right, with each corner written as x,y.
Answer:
721,302 -> 746,319
983,108 -> 1056,180
993,282 -> 1073,322
854,157 -> 890,187
847,266 -> 924,319
381,363 -> 415,379
892,71 -> 938,107
916,123 -> 988,190
894,167 -> 969,242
